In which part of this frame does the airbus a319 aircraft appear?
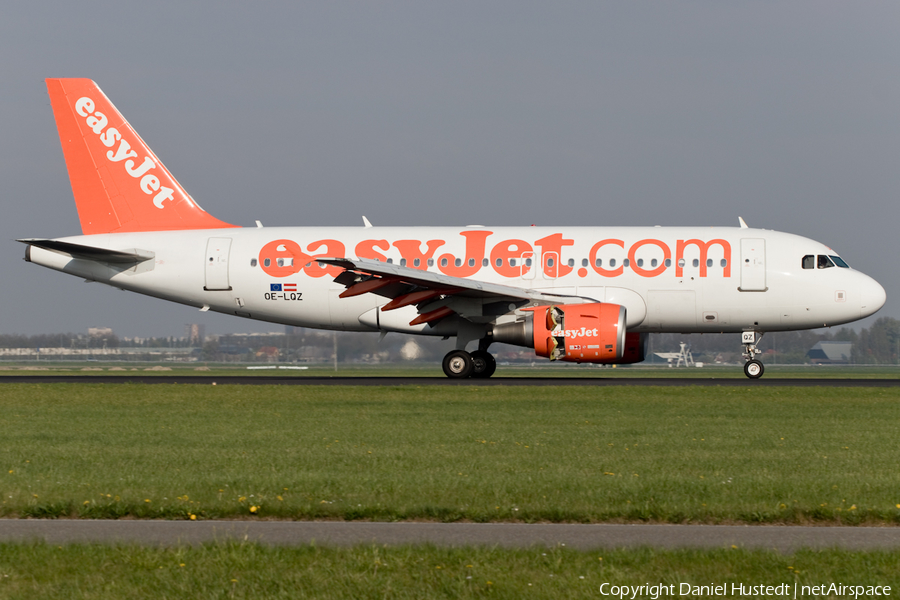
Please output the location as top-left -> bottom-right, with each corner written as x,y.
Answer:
21,79 -> 886,378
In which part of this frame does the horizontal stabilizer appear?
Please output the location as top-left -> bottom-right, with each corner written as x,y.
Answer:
18,239 -> 155,264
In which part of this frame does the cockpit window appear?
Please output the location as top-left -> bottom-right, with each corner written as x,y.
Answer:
817,255 -> 835,269
802,255 -> 814,269
830,255 -> 850,268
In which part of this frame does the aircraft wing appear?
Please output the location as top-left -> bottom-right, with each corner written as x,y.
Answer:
320,257 -> 595,326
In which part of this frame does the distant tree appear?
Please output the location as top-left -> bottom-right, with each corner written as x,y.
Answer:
853,317 -> 900,364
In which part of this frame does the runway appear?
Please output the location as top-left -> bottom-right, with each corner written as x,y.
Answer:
0,375 -> 899,386
2,520 -> 900,552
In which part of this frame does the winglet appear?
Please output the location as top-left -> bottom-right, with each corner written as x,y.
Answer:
46,78 -> 237,234
362,216 -> 373,228
738,217 -> 749,229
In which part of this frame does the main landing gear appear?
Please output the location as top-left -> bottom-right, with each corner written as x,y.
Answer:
442,349 -> 497,379
741,331 -> 765,379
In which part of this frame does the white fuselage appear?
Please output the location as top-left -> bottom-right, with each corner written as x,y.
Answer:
27,225 -> 885,337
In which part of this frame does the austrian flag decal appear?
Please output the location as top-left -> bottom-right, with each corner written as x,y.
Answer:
270,283 -> 297,292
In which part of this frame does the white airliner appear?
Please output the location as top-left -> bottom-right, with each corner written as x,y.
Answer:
21,79 -> 886,378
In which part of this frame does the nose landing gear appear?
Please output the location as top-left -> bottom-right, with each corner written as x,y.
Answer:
741,331 -> 765,379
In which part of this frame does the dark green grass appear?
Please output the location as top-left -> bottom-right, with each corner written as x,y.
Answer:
0,543 -> 898,599
2,362 -> 899,378
2,384 -> 900,523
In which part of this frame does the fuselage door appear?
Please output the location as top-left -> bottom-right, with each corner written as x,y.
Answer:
739,238 -> 766,292
543,251 -> 559,280
204,237 -> 233,291
520,251 -> 535,280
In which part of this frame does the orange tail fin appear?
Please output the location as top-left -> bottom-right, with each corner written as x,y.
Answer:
46,78 -> 237,234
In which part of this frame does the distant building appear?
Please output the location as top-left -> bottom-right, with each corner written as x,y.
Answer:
807,341 -> 852,364
88,327 -> 114,337
256,346 -> 280,361
185,323 -> 206,345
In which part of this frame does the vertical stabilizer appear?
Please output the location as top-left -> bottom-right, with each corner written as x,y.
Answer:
46,78 -> 237,234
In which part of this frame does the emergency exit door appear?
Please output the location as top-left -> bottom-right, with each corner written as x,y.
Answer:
739,238 -> 766,292
204,237 -> 232,291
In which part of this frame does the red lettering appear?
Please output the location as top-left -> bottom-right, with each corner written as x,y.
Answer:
438,230 -> 492,276
628,239 -> 671,277
355,239 -> 390,263
675,239 -> 731,278
588,239 -> 624,277
489,239 -> 532,278
303,239 -> 346,277
259,239 -> 309,278
535,233 -> 574,277
393,239 -> 445,270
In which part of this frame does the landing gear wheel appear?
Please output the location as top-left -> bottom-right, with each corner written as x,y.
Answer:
470,350 -> 497,379
442,350 -> 474,379
744,360 -> 764,379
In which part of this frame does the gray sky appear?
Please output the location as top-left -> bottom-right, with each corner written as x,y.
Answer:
3,2 -> 898,338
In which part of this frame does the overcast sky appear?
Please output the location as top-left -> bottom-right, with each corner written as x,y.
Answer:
2,2 -> 898,338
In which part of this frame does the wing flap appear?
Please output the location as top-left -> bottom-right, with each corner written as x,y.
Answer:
320,257 -> 597,328
320,257 -> 584,304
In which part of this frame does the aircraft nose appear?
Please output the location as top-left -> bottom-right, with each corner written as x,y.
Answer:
860,276 -> 886,318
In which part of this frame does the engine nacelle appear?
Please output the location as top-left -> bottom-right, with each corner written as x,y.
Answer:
491,303 -> 627,363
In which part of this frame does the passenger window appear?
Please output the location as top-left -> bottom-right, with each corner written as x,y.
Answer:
546,257 -> 554,267
263,258 -> 271,267
482,258 -> 488,267
468,258 -> 475,267
595,258 -> 602,267
817,255 -> 835,269
495,258 -> 502,267
802,255 -> 815,269
387,258 -> 393,264
510,258 -> 517,267
677,258 -> 685,268
720,259 -> 727,268
277,258 -> 284,267
524,258 -> 531,267
400,258 -> 407,267
428,259 -> 434,267
637,258 -> 644,267
455,258 -> 462,267
692,259 -> 699,268
440,258 -> 447,267
610,258 -> 617,267
623,259 -> 630,267
250,259 -> 258,267
413,258 -> 420,267
706,259 -> 713,268
830,255 -> 850,268
582,258 -> 589,267
665,259 -> 671,267
650,258 -> 657,268
567,258 -> 574,267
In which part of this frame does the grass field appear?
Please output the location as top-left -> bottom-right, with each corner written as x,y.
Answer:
0,543 -> 898,599
2,383 -> 900,523
1,361 -> 900,378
